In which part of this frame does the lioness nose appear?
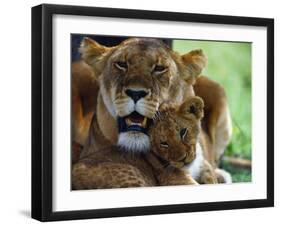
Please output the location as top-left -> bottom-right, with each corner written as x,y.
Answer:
125,89 -> 148,103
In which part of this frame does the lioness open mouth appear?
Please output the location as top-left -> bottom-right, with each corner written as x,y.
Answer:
118,111 -> 152,134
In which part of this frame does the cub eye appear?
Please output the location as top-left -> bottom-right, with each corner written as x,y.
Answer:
160,141 -> 169,148
180,128 -> 188,140
153,65 -> 167,74
114,61 -> 128,71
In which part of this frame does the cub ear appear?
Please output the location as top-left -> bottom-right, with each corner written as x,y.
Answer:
179,96 -> 204,120
181,49 -> 207,83
79,37 -> 112,75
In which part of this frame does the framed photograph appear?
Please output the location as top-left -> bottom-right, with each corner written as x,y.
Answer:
32,4 -> 274,221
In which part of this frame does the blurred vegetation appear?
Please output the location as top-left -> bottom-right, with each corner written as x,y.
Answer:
173,40 -> 252,182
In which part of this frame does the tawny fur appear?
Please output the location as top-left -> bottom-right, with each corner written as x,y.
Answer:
194,76 -> 232,166
72,60 -> 99,145
72,147 -> 197,189
72,147 -> 156,189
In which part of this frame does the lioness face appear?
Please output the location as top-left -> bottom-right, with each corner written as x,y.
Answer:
101,39 -> 179,151
80,37 -> 207,152
149,97 -> 204,168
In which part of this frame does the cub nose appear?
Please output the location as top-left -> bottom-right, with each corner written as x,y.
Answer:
125,89 -> 148,103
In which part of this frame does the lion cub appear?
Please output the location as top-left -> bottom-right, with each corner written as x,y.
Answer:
147,96 -> 217,185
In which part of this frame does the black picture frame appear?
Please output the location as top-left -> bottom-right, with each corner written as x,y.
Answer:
32,3 -> 274,222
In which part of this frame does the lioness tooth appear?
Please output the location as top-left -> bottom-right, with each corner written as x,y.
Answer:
142,117 -> 147,127
125,118 -> 132,126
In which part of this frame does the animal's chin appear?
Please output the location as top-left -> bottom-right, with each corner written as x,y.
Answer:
117,111 -> 153,135
117,132 -> 150,152
117,111 -> 153,152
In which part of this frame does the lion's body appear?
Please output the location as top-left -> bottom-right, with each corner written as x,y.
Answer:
194,76 -> 232,166
72,147 -> 156,189
72,37 -> 232,188
72,60 -> 99,146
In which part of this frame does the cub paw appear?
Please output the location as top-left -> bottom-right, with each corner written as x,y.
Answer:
215,168 -> 232,184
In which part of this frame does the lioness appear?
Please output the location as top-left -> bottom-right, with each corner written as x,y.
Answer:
72,37 -> 232,185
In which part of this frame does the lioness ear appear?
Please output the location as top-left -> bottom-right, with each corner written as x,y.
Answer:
79,37 -> 112,75
179,96 -> 204,120
181,49 -> 207,83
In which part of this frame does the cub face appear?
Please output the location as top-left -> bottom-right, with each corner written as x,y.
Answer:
149,96 -> 204,168
80,37 -> 207,152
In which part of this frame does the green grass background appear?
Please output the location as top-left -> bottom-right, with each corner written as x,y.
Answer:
173,40 -> 252,182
